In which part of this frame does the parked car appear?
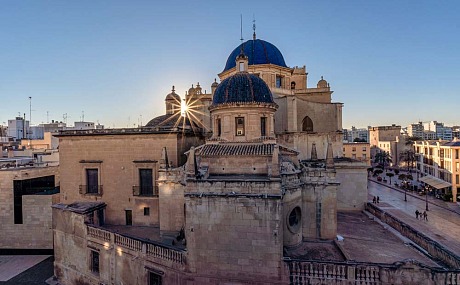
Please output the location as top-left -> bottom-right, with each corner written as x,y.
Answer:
377,176 -> 382,182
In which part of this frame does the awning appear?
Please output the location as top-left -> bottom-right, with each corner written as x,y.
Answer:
419,175 -> 452,189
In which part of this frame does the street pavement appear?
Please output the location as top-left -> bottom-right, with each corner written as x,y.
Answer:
368,178 -> 460,257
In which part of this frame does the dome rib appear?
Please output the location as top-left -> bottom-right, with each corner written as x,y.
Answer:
212,72 -> 274,106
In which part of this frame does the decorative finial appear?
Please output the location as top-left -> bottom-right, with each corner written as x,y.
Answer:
214,78 -> 217,83
172,85 -> 175,92
253,14 -> 256,40
191,84 -> 194,88
321,76 -> 323,80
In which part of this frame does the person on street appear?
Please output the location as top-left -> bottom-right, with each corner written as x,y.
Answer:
377,196 -> 380,203
415,210 -> 419,219
423,211 -> 428,221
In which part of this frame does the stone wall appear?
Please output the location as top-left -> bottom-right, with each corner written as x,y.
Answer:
185,195 -> 284,284
366,203 -> 460,269
53,208 -> 186,285
335,161 -> 368,211
0,166 -> 59,249
277,132 -> 343,161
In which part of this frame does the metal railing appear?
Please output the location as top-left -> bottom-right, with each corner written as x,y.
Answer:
79,185 -> 103,195
132,186 -> 159,196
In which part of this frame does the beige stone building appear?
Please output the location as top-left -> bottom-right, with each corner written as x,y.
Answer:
0,156 -> 59,253
415,139 -> 460,202
49,36 -> 460,285
343,142 -> 370,165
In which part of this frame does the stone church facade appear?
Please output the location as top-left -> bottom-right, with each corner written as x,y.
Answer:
49,36 -> 458,285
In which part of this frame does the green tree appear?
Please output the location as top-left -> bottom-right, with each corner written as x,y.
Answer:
374,151 -> 392,170
394,169 -> 400,175
353,137 -> 367,142
374,169 -> 383,176
367,167 -> 374,177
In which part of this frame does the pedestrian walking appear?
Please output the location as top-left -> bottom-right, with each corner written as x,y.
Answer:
373,196 -> 376,204
423,211 -> 428,221
415,210 -> 419,219
377,196 -> 380,203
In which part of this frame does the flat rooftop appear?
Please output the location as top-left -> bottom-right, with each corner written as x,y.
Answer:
285,211 -> 440,268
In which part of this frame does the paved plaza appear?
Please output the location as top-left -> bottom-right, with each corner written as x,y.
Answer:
368,178 -> 460,256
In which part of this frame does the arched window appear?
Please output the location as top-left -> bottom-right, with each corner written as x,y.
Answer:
291,81 -> 296,90
302,116 -> 314,132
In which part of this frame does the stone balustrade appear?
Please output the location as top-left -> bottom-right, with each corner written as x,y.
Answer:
146,243 -> 186,265
87,226 -> 111,242
86,224 -> 186,265
114,233 -> 142,252
286,259 -> 460,285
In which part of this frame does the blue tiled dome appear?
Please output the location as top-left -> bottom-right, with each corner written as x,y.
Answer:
223,39 -> 287,72
212,72 -> 274,105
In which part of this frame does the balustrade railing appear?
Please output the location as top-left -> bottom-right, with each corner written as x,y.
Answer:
114,234 -> 142,252
87,226 -> 111,241
146,243 -> 186,265
86,224 -> 186,265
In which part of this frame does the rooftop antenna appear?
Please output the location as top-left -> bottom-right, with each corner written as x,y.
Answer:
81,111 -> 85,122
240,14 -> 243,44
28,96 -> 32,140
252,14 -> 256,40
46,111 -> 49,123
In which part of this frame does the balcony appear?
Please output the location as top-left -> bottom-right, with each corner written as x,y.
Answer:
79,185 -> 103,196
132,186 -> 159,197
86,224 -> 186,266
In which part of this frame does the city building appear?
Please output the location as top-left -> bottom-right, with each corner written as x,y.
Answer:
407,122 -> 424,138
343,142 -> 370,165
0,150 -> 59,253
424,121 -> 453,141
7,116 -> 29,140
415,139 -> 460,202
369,125 -> 410,166
343,126 -> 369,142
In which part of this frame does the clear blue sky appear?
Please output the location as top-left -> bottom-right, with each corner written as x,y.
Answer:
1,1 -> 459,129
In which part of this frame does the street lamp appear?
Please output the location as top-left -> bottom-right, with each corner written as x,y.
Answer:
425,186 -> 429,211
404,187 -> 407,202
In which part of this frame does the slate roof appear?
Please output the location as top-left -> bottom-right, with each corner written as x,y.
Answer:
223,39 -> 287,71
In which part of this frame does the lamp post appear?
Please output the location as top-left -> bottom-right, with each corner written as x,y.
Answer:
404,186 -> 407,202
425,186 -> 429,211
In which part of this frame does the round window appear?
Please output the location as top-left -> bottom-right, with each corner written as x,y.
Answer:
287,206 -> 301,233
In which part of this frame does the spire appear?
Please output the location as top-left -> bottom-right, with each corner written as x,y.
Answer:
160,147 -> 169,169
252,14 -> 256,40
172,85 -> 175,92
311,143 -> 318,161
326,140 -> 334,169
271,144 -> 280,177
186,146 -> 197,177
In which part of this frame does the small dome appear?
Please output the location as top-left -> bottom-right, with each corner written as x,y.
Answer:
223,39 -> 287,72
145,113 -> 195,128
165,86 -> 181,101
212,72 -> 274,106
317,76 -> 328,88
211,78 -> 219,87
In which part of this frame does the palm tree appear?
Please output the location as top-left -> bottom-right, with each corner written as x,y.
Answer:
400,149 -> 416,172
374,151 -> 392,170
404,136 -> 421,173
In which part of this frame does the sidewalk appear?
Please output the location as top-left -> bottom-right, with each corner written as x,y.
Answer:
368,179 -> 460,257
369,175 -> 460,215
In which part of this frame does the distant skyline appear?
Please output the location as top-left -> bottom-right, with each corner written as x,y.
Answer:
1,1 -> 459,129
